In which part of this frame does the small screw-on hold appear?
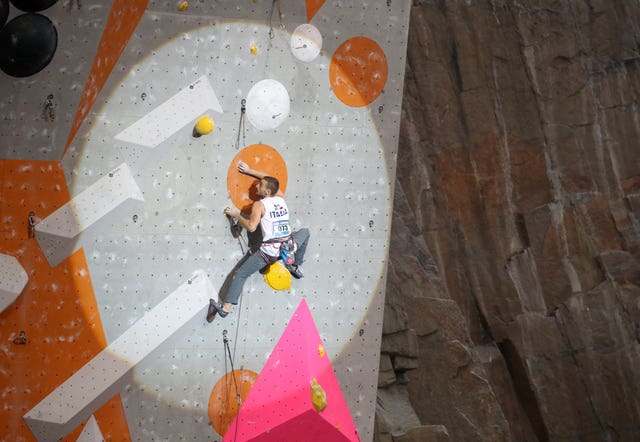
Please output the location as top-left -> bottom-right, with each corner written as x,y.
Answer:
132,214 -> 138,223
378,105 -> 383,114
14,331 -> 27,345
369,220 -> 374,228
28,211 -> 36,238
359,329 -> 364,336
141,92 -> 147,100
44,94 -> 55,122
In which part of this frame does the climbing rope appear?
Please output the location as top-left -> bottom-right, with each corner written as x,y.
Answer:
234,99 -> 246,151
222,328 -> 242,441
222,96 -> 263,436
233,276 -> 253,374
224,262 -> 260,440
231,98 -> 248,255
267,0 -> 282,40
228,216 -> 247,255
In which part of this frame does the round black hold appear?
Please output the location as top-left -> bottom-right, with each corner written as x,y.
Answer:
10,0 -> 57,12
0,13 -> 57,77
0,0 -> 9,28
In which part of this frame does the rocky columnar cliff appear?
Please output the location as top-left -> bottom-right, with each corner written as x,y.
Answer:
377,1 -> 640,441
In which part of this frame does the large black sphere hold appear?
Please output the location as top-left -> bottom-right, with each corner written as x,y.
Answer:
0,13 -> 57,77
0,0 -> 9,28
10,0 -> 57,12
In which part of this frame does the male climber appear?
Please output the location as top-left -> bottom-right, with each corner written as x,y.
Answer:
207,160 -> 310,321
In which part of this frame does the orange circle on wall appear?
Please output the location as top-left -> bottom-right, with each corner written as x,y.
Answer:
227,144 -> 288,214
208,369 -> 259,436
330,36 -> 388,107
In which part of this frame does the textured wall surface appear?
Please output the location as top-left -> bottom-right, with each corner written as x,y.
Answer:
0,1 -> 411,441
378,1 -> 640,441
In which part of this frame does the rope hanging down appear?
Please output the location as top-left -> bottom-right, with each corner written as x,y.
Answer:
222,329 -> 242,440
222,98 -> 258,435
268,0 -> 283,39
234,99 -> 246,151
220,270 -> 254,438
231,98 -> 249,255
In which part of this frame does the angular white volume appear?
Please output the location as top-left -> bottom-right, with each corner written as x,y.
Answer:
23,270 -> 216,442
76,416 -> 104,442
114,76 -> 223,148
35,163 -> 144,267
0,253 -> 28,313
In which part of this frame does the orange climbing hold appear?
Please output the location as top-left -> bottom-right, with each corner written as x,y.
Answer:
208,369 -> 259,437
226,144 -> 288,215
330,36 -> 388,107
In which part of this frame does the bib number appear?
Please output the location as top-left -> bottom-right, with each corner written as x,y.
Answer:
273,221 -> 290,238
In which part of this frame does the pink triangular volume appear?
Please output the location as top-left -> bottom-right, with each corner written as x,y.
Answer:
222,299 -> 360,442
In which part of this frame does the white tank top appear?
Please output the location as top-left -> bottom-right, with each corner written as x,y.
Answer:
260,196 -> 291,256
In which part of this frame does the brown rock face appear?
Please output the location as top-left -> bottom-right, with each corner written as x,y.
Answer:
378,1 -> 640,441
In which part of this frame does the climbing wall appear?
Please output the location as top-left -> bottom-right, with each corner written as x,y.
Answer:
0,0 -> 411,441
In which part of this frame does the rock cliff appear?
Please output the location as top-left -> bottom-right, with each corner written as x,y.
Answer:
377,1 -> 640,441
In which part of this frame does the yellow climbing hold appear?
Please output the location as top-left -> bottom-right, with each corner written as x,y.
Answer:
178,1 -> 188,11
310,379 -> 327,412
250,43 -> 258,55
318,344 -> 325,357
194,115 -> 215,136
264,261 -> 291,290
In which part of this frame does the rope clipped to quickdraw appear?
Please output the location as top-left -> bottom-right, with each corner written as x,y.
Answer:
230,274 -> 254,440
268,0 -> 282,39
234,99 -> 246,151
227,213 -> 247,255
230,98 -> 248,255
222,329 -> 243,440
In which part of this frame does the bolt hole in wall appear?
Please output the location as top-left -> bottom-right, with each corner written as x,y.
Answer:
1,0 -> 410,441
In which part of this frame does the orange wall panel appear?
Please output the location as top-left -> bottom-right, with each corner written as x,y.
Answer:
0,160 -> 130,441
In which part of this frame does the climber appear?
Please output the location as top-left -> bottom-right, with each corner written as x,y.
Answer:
207,160 -> 310,321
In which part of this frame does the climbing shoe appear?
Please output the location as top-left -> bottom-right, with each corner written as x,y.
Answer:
286,264 -> 303,279
207,299 -> 228,322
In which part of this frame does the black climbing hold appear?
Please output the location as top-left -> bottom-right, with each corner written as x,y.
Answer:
10,0 -> 57,12
0,0 -> 9,28
0,13 -> 58,77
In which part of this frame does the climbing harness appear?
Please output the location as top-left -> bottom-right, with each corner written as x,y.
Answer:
259,235 -> 295,265
280,238 -> 295,265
